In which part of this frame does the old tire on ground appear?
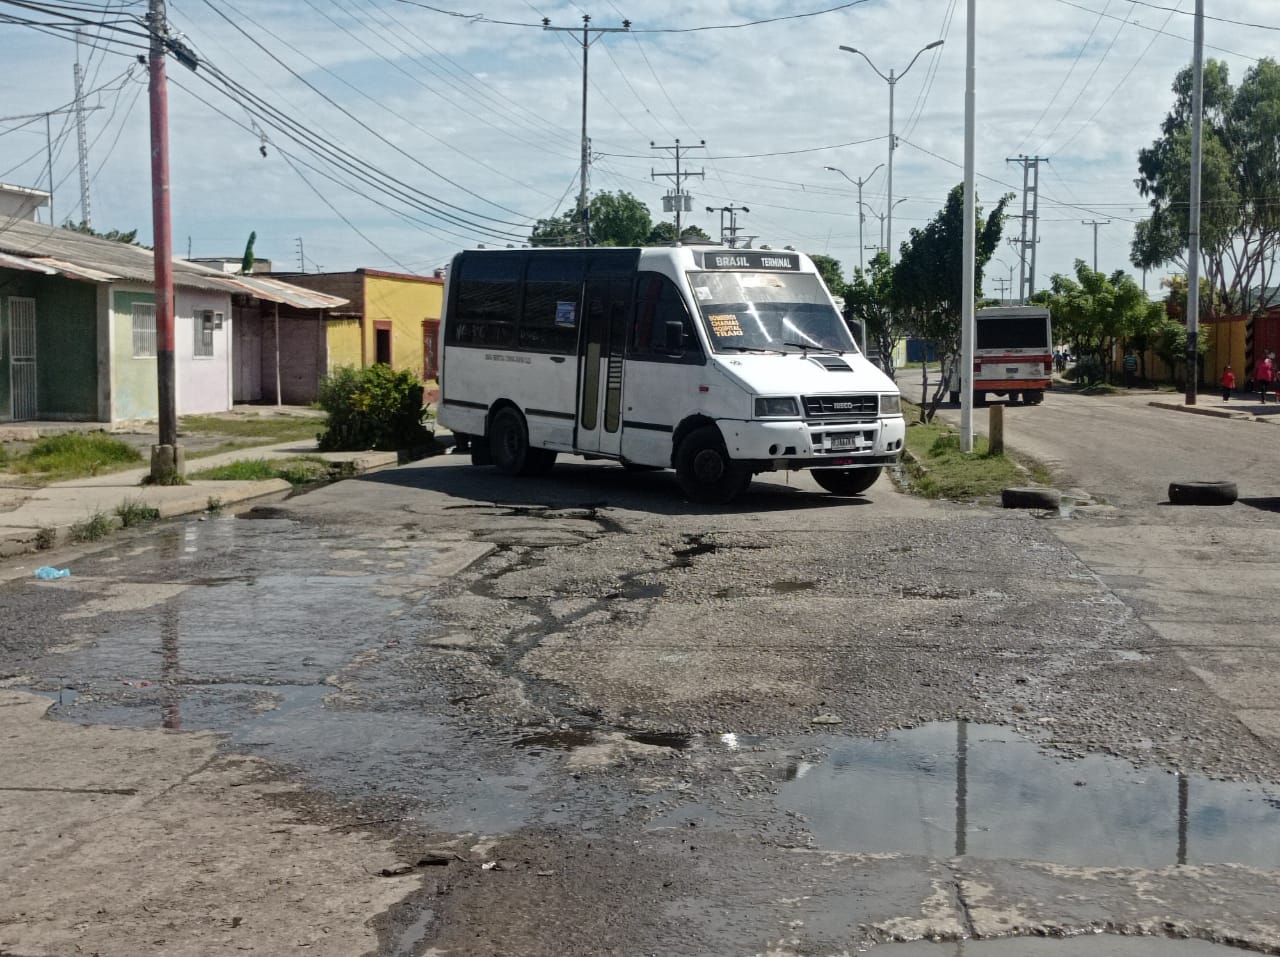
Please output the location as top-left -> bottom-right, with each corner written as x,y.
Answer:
489,407 -> 543,476
1002,486 -> 1061,509
812,466 -> 882,497
1168,480 -> 1237,506
674,426 -> 751,504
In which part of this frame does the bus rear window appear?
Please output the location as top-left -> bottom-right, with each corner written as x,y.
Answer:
976,316 -> 1049,350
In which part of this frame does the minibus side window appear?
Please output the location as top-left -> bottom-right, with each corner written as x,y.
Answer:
520,254 -> 583,354
448,253 -> 521,347
629,272 -> 702,364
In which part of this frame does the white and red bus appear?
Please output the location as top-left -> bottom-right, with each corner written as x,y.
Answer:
971,305 -> 1053,406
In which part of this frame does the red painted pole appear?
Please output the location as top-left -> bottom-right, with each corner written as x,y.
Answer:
148,0 -> 178,460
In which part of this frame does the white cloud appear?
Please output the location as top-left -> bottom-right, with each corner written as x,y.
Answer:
0,0 -> 1274,289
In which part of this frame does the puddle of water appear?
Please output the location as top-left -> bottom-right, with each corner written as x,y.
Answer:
879,937 -> 1251,956
779,723 -> 1280,869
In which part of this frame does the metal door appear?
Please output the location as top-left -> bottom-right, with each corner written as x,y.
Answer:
576,270 -> 631,456
8,297 -> 36,420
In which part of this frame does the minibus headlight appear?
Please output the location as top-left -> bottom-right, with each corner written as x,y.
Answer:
754,396 -> 800,418
879,393 -> 901,415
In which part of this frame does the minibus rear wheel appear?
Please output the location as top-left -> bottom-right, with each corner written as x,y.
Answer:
675,426 -> 751,504
490,407 -> 556,477
812,466 -> 882,496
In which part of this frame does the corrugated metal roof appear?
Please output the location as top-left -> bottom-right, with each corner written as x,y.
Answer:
0,219 -> 347,308
220,273 -> 349,309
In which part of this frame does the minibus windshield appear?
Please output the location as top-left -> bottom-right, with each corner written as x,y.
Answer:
688,271 -> 858,355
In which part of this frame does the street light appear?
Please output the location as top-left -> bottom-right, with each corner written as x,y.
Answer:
839,39 -> 944,264
865,197 -> 910,254
824,164 -> 882,272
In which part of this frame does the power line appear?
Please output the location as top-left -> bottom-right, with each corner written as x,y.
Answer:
195,0 -> 536,226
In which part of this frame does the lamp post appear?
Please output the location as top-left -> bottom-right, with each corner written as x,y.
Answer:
866,197 -> 909,255
839,39 -> 944,264
824,164 -> 882,272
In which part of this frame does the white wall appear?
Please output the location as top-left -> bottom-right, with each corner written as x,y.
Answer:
174,288 -> 233,414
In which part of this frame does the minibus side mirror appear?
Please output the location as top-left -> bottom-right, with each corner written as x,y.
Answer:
664,321 -> 684,355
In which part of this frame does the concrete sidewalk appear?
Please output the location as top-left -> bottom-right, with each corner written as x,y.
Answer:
0,441 -> 400,560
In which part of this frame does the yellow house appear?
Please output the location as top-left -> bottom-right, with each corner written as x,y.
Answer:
269,268 -> 444,381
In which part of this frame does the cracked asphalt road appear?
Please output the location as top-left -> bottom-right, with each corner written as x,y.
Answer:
2,443 -> 1279,956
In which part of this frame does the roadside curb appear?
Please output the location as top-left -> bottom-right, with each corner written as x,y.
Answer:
1148,400 -> 1256,421
0,445 -> 404,562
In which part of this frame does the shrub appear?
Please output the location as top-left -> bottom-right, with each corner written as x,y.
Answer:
115,499 -> 161,527
69,511 -> 114,542
316,364 -> 432,451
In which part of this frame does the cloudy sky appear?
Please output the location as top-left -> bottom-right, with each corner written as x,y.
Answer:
0,0 -> 1274,296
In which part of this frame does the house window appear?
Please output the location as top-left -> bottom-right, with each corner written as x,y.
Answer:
194,310 -> 219,357
132,303 -> 157,357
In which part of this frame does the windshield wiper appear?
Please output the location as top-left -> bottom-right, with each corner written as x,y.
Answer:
783,341 -> 845,355
721,345 -> 787,355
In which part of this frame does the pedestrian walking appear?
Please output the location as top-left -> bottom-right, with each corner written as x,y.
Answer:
1122,349 -> 1138,388
1256,353 -> 1274,403
1222,365 -> 1235,402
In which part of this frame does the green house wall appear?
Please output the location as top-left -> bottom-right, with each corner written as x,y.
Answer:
111,289 -> 157,420
0,271 -> 99,421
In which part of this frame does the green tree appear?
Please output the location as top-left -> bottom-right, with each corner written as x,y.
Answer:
240,230 -> 257,274
1132,57 -> 1280,319
845,251 -> 903,379
1030,260 -> 1167,384
809,254 -> 847,298
891,184 -> 1013,421
531,191 -> 665,247
589,191 -> 652,246
62,220 -> 141,245
646,221 -> 711,244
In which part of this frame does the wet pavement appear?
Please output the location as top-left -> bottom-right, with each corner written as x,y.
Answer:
5,460 -> 1280,955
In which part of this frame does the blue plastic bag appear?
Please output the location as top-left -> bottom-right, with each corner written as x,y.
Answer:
34,566 -> 71,580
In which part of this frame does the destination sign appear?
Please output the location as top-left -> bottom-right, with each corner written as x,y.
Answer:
696,250 -> 801,271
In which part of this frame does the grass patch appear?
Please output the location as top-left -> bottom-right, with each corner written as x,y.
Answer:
116,499 -> 162,527
180,414 -> 321,443
188,455 -> 351,486
34,526 -> 57,550
11,433 -> 142,482
68,510 -> 114,543
899,402 -> 1029,501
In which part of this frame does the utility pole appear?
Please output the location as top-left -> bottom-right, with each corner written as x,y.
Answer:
706,204 -> 749,248
147,0 -> 181,481
1082,219 -> 1109,273
1006,154 -> 1048,300
73,30 -> 92,229
543,15 -> 630,246
651,140 -> 705,242
1186,0 -> 1204,405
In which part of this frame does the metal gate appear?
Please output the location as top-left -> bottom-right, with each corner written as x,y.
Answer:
8,297 -> 36,420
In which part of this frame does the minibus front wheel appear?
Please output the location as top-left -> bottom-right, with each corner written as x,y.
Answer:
674,426 -> 752,504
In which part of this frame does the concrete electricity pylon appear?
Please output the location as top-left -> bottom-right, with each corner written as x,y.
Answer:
73,31 -> 92,228
706,204 -> 749,247
1006,154 -> 1048,300
651,140 -> 705,242
1082,219 -> 1110,272
543,15 -> 630,246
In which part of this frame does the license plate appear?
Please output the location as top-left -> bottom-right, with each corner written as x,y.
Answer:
830,433 -> 868,450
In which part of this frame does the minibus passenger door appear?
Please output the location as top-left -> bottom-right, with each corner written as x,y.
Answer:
577,272 -> 630,455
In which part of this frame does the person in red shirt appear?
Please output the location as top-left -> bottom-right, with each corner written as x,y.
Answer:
1222,365 -> 1235,402
1255,354 -> 1274,403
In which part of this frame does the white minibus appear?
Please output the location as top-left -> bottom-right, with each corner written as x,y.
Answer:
437,246 -> 904,504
